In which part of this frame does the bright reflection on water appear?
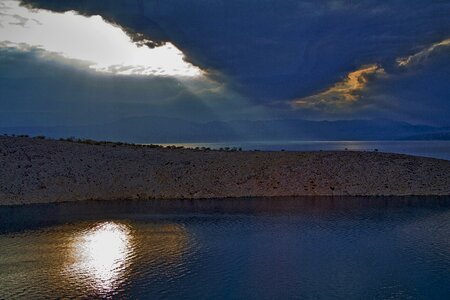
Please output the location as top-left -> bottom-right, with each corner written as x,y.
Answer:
0,218 -> 190,299
0,197 -> 449,299
65,222 -> 133,295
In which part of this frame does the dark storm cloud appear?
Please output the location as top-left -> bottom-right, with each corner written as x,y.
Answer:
21,1 -> 450,91
8,0 -> 450,125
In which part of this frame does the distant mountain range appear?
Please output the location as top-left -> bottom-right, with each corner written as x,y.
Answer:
1,117 -> 449,143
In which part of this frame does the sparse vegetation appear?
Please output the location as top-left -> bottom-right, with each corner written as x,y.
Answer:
3,134 -> 246,152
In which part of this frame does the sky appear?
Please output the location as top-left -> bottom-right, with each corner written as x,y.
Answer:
0,0 -> 449,128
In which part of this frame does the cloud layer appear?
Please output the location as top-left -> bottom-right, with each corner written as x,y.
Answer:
0,0 -> 448,126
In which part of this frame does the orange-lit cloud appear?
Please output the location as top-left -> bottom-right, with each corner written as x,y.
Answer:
291,38 -> 449,113
292,64 -> 385,110
396,38 -> 450,67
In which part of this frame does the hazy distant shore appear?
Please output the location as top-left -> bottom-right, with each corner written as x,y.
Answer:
0,136 -> 449,205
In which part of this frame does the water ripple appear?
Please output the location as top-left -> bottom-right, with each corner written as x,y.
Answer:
0,197 -> 449,299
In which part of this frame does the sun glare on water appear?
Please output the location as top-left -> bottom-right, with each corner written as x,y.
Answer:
66,222 -> 133,294
0,0 -> 202,77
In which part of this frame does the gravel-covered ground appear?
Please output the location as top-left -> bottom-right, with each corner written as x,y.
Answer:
1,136 -> 449,205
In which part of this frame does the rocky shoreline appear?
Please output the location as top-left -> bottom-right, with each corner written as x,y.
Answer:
0,136 -> 449,205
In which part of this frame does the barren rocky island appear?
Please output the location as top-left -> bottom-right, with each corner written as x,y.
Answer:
0,136 -> 449,205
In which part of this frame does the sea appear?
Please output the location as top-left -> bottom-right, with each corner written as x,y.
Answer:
157,140 -> 450,160
0,197 -> 449,299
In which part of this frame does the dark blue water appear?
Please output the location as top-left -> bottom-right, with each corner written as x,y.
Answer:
0,197 -> 449,299
158,140 -> 450,160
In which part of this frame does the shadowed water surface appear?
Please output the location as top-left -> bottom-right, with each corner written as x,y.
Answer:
0,197 -> 449,299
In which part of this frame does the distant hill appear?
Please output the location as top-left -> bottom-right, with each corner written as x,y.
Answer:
0,117 -> 447,143
401,131 -> 450,140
